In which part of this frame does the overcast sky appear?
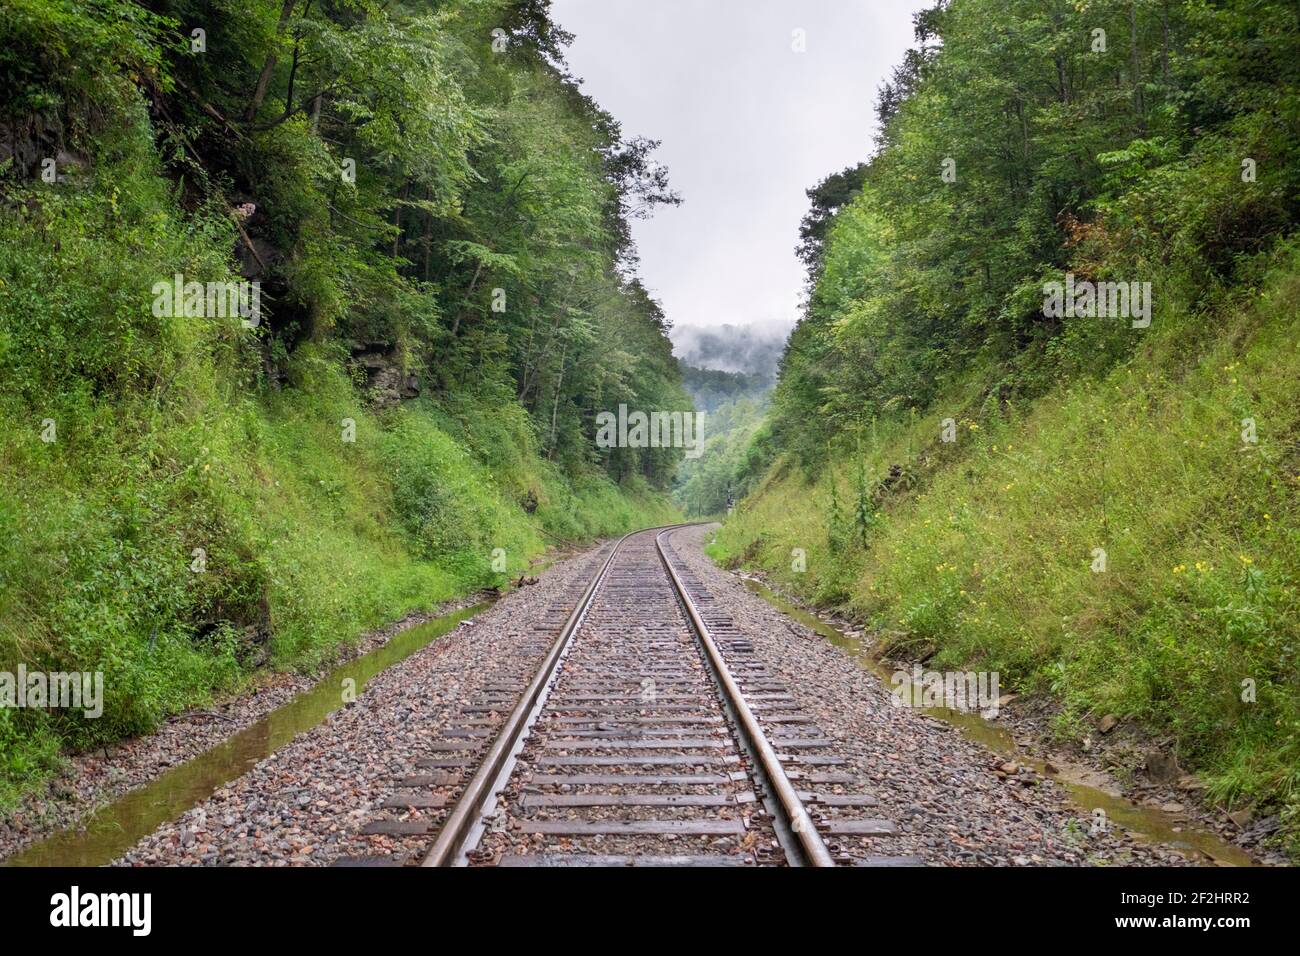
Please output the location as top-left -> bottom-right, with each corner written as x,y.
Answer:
550,0 -> 928,339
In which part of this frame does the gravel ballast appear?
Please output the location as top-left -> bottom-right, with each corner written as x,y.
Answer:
0,600 -> 487,864
24,524 -> 1231,866
666,524 -> 1197,866
114,545 -> 610,866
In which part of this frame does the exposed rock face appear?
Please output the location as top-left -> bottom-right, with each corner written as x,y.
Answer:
348,343 -> 420,408
226,198 -> 280,280
369,365 -> 421,407
0,125 -> 92,183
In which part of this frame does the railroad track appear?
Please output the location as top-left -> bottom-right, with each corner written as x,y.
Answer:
342,525 -> 919,867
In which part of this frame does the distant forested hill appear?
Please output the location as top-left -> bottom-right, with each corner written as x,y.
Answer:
679,363 -> 771,414
672,321 -> 790,380
674,340 -> 783,516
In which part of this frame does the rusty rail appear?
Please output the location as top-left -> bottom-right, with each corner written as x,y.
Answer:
421,523 -> 835,867
653,528 -> 835,867
421,527 -> 655,866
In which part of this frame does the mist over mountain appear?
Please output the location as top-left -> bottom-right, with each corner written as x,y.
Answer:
678,364 -> 770,414
670,320 -> 792,380
671,321 -> 789,517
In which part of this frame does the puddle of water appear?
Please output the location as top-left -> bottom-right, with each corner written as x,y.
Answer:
6,602 -> 488,868
739,577 -> 1255,867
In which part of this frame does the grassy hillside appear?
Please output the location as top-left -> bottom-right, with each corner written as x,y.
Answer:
713,242 -> 1300,854
0,0 -> 684,808
713,0 -> 1300,856
674,364 -> 773,516
712,248 -> 1300,858
0,175 -> 678,801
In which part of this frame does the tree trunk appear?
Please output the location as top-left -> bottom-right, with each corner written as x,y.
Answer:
393,181 -> 409,259
245,0 -> 298,123
422,195 -> 433,281
1160,0 -> 1171,82
450,260 -> 483,338
1129,1 -> 1146,135
547,341 -> 570,459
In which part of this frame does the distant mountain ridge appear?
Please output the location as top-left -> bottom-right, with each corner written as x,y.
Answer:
678,363 -> 771,414
673,343 -> 778,517
671,321 -> 791,380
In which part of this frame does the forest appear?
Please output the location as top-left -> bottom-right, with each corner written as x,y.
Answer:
712,0 -> 1300,856
0,0 -> 687,802
2,0 -> 1298,866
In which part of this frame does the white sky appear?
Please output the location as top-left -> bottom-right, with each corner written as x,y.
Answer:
550,0 -> 929,334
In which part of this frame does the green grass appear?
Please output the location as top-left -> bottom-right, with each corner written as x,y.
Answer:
712,241 -> 1300,857
0,136 -> 678,808
0,356 -> 677,806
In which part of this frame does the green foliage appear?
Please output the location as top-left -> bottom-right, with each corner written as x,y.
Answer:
673,366 -> 771,516
719,246 -> 1300,853
0,0 -> 173,116
770,0 -> 1300,467
727,0 -> 1300,855
383,413 -> 501,564
0,0 -> 686,808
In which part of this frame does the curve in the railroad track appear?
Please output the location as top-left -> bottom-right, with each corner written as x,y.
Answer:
342,525 -> 921,868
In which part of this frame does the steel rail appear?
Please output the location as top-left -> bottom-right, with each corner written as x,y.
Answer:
421,525 -> 681,867
654,527 -> 836,867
